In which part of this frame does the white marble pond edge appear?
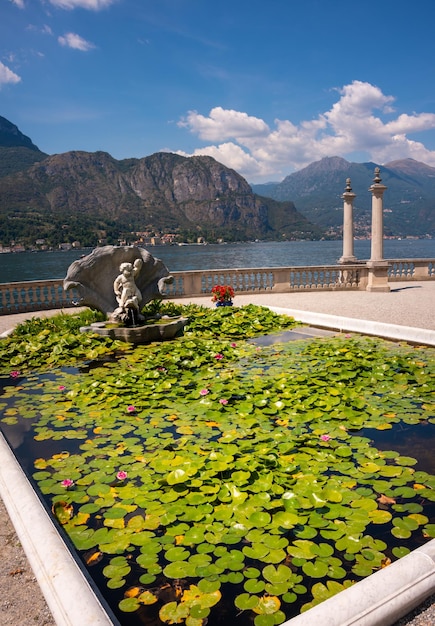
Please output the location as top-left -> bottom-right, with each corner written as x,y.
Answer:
269,307 -> 435,347
0,431 -> 115,626
0,308 -> 434,626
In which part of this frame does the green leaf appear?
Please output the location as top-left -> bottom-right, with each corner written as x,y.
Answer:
302,559 -> 329,578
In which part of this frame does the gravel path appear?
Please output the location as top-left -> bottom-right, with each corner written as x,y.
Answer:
0,498 -> 55,626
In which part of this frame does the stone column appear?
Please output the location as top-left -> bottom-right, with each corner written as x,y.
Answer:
339,178 -> 357,264
366,167 -> 390,292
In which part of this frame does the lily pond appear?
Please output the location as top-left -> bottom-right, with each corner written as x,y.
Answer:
1,304 -> 435,626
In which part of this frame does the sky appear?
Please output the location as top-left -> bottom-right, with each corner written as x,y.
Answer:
2,0 -> 435,184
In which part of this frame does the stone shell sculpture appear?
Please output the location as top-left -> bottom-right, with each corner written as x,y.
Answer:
63,245 -> 174,319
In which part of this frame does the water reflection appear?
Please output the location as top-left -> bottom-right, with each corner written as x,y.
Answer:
361,421 -> 435,474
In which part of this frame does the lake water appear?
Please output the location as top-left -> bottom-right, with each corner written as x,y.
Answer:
0,238 -> 434,283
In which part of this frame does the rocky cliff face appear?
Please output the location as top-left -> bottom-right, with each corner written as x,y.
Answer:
21,151 -> 270,232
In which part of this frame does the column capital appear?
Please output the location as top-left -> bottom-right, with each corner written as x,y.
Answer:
342,177 -> 356,201
369,167 -> 387,194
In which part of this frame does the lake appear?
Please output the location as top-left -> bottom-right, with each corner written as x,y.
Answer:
0,238 -> 434,283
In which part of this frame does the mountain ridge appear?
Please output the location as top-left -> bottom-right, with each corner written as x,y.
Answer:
251,156 -> 435,237
0,119 -> 321,248
1,116 -> 434,246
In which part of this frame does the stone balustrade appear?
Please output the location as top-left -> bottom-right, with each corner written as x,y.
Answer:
0,279 -> 81,316
388,258 -> 435,281
162,265 -> 364,298
0,258 -> 434,316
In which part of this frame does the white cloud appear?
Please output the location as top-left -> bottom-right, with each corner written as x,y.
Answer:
10,0 -> 25,8
177,80 -> 435,182
49,0 -> 115,9
0,61 -> 21,87
179,107 -> 270,141
58,32 -> 96,51
176,143 -> 265,180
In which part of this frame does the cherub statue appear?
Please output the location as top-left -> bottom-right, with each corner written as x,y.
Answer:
112,258 -> 143,324
64,245 -> 175,323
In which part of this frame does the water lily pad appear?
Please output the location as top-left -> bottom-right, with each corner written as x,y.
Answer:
369,509 -> 392,524
244,579 -> 265,594
159,601 -> 190,623
253,595 -> 281,615
302,559 -> 329,578
165,547 -> 191,562
235,593 -> 260,611
262,564 -> 292,583
118,597 -> 140,612
52,501 -> 73,525
163,560 -> 197,578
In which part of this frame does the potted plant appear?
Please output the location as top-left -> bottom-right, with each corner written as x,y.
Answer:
211,284 -> 235,307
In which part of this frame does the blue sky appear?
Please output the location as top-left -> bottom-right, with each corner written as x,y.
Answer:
2,0 -> 435,183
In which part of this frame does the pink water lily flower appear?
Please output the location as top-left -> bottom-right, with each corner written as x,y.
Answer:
116,471 -> 128,481
199,389 -> 209,396
214,353 -> 223,360
126,405 -> 136,414
219,398 -> 228,405
58,385 -> 66,391
10,370 -> 20,378
61,479 -> 74,488
320,434 -> 331,442
230,342 -> 237,348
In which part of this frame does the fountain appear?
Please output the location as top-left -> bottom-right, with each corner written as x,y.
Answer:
63,245 -> 188,343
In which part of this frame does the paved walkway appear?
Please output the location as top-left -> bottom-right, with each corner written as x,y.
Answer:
1,280 -> 434,337
0,281 -> 434,625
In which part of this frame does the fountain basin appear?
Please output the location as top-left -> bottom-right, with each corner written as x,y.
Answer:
80,316 -> 188,344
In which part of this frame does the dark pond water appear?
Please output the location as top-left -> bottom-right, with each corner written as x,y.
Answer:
1,363 -> 435,626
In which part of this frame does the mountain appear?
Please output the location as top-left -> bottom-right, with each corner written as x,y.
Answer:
6,114 -> 433,245
0,120 -> 321,248
0,115 -> 41,150
251,156 -> 435,237
0,116 -> 48,178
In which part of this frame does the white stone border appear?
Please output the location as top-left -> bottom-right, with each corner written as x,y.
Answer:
283,540 -> 435,626
0,311 -> 434,626
269,307 -> 435,347
0,432 -> 115,626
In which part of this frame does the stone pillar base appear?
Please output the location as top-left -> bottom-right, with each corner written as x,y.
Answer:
339,256 -> 357,264
366,261 -> 390,292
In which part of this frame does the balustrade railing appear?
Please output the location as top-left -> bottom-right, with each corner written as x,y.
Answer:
0,279 -> 81,316
388,258 -> 435,280
162,265 -> 364,298
0,259 -> 433,316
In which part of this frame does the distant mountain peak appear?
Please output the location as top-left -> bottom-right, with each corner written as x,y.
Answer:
299,156 -> 351,174
384,157 -> 435,176
0,115 -> 41,151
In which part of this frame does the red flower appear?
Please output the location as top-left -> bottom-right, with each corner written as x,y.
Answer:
211,284 -> 235,303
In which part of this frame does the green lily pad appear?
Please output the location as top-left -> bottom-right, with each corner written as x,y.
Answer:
235,593 -> 260,611
302,559 -> 329,578
163,560 -> 197,578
